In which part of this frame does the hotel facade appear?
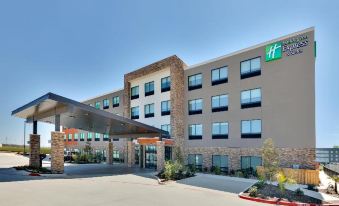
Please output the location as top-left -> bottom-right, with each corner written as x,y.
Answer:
64,27 -> 316,172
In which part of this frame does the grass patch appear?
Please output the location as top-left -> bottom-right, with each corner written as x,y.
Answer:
0,146 -> 51,154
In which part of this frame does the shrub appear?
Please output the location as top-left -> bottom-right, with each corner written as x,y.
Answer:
203,167 -> 208,172
235,171 -> 244,178
276,171 -> 296,194
248,186 -> 258,197
160,161 -> 195,181
213,166 -> 221,175
255,179 -> 265,189
295,188 -> 304,196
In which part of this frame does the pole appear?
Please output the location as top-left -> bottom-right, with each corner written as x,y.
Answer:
23,121 -> 26,155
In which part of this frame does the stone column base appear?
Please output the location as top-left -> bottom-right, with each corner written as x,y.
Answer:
51,132 -> 65,174
29,134 -> 40,168
156,141 -> 165,172
127,141 -> 135,167
107,142 -> 113,164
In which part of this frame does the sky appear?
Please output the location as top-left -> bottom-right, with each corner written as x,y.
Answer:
0,0 -> 338,147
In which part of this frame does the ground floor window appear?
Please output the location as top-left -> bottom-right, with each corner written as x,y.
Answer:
113,150 -> 120,162
212,155 -> 228,172
165,146 -> 172,161
135,145 -> 140,165
145,145 -> 157,169
188,154 -> 202,171
241,156 -> 262,171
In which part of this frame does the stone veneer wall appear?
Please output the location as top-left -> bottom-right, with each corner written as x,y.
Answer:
127,141 -> 135,167
156,141 -> 165,172
29,134 -> 40,168
51,132 -> 65,174
107,142 -> 113,164
185,147 -> 316,171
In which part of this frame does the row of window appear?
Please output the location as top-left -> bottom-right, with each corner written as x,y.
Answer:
90,96 -> 120,110
188,119 -> 262,140
131,100 -> 171,119
188,154 -> 262,171
64,133 -> 120,142
188,57 -> 261,91
131,76 -> 171,100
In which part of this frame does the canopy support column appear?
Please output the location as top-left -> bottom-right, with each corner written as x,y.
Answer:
156,141 -> 165,172
106,140 -> 113,164
127,140 -> 135,167
29,134 -> 40,168
51,131 -> 65,174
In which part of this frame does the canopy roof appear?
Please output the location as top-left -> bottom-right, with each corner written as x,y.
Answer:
12,93 -> 166,138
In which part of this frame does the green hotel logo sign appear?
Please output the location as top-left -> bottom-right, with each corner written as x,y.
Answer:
265,42 -> 282,62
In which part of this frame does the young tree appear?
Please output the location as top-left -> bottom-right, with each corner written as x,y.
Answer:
261,138 -> 280,183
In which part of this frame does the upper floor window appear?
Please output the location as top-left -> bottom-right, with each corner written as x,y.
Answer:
161,124 -> 171,138
80,133 -> 85,141
241,57 -> 261,79
103,134 -> 109,141
212,94 -> 228,112
241,119 -> 261,138
189,124 -> 202,140
103,99 -> 109,109
188,73 -> 202,91
161,76 -> 171,92
87,132 -> 93,141
131,86 -> 139,100
241,88 -> 261,109
95,101 -> 101,109
145,81 -> 155,96
161,100 -> 171,116
212,122 -> 229,139
74,133 -> 78,141
95,133 -> 100,141
131,106 -> 139,119
113,96 -> 120,107
144,103 -> 154,118
188,99 -> 203,115
212,66 -> 228,85
113,138 -> 119,141
68,134 -> 72,141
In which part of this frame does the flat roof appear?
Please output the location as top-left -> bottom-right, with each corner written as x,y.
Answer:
12,93 -> 166,137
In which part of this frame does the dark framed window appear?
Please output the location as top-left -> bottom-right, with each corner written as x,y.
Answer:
165,146 -> 172,161
189,124 -> 202,140
188,73 -> 202,90
161,100 -> 171,116
241,88 -> 261,109
80,133 -> 85,141
161,124 -> 171,138
241,119 -> 261,138
241,156 -> 262,171
188,99 -> 203,115
113,96 -> 120,107
144,103 -> 154,118
68,134 -> 72,141
212,122 -> 228,139
131,106 -> 139,119
188,154 -> 202,171
87,133 -> 93,141
240,57 -> 261,79
161,76 -> 171,92
113,138 -> 119,141
211,66 -> 228,85
131,86 -> 139,100
74,133 -> 78,141
95,102 -> 101,109
95,133 -> 101,141
103,99 -> 109,109
64,135 -> 66,141
211,94 -> 228,112
212,155 -> 229,172
145,81 -> 154,96
103,134 -> 109,141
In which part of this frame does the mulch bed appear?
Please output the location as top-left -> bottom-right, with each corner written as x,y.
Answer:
243,184 -> 324,205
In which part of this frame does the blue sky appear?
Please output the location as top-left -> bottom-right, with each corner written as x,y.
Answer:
0,0 -> 338,147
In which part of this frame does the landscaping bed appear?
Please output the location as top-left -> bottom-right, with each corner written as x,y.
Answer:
14,165 -> 52,174
241,183 -> 325,205
157,161 -> 195,183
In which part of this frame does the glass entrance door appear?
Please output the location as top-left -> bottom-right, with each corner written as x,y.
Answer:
145,145 -> 157,169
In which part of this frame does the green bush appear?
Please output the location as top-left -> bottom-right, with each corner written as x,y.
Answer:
255,179 -> 265,189
213,166 -> 221,175
295,188 -> 304,196
159,161 -> 195,181
248,186 -> 258,197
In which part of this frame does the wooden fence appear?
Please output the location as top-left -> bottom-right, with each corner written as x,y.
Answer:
257,166 -> 320,185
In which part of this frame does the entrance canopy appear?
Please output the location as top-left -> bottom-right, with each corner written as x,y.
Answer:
12,93 -> 166,138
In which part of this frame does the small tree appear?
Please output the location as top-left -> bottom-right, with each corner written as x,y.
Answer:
262,138 -> 280,183
276,171 -> 296,196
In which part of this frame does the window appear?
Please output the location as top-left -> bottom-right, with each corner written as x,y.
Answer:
68,134 -> 72,141
241,156 -> 262,171
212,66 -> 228,85
188,73 -> 202,90
241,57 -> 261,79
144,103 -> 154,118
103,134 -> 109,141
241,88 -> 261,108
161,100 -> 171,116
161,124 -> 171,138
95,133 -> 101,141
241,119 -> 262,138
95,101 -> 101,109
87,133 -> 93,141
212,122 -> 228,139
211,94 -> 228,112
131,86 -> 139,100
113,96 -> 120,107
103,99 -> 109,109
131,107 -> 139,119
113,150 -> 120,161
165,146 -> 172,161
74,133 -> 78,141
188,154 -> 202,171
188,99 -> 203,115
189,124 -> 202,140
80,133 -> 85,141
144,81 -> 154,96
113,138 -> 119,141
161,76 -> 171,92
64,135 -> 66,141
212,155 -> 229,172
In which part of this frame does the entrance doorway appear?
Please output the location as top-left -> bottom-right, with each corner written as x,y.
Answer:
145,145 -> 157,169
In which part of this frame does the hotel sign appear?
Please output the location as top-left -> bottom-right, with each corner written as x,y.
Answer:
265,34 -> 309,62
